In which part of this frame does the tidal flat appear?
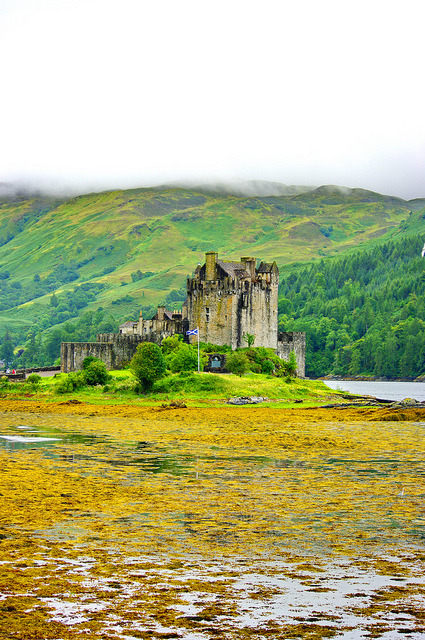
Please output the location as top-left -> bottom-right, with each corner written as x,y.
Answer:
0,399 -> 424,639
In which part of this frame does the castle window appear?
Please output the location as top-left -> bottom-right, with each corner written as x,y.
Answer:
206,314 -> 210,322
206,307 -> 210,313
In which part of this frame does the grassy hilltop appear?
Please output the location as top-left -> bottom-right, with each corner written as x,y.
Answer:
1,182 -> 425,372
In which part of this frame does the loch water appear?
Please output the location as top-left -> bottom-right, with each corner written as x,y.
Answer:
323,379 -> 425,402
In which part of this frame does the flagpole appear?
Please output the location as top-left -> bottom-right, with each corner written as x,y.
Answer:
186,327 -> 200,372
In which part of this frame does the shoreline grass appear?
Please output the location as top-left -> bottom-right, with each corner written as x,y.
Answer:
0,369 -> 343,408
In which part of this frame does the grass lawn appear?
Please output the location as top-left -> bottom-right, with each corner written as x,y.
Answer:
2,369 -> 341,408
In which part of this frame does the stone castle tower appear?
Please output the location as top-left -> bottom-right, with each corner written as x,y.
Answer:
185,252 -> 279,349
61,251 -> 305,376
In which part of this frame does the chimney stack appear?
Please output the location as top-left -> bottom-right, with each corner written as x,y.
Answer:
205,252 -> 218,281
241,256 -> 256,280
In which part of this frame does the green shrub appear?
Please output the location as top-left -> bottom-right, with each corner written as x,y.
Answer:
243,332 -> 255,348
130,342 -> 166,392
153,372 -> 228,395
161,334 -> 183,355
199,342 -> 231,354
167,343 -> 199,373
54,371 -> 86,394
26,373 -> 42,385
249,362 -> 262,374
83,360 -> 109,386
226,351 -> 250,377
83,356 -> 98,370
261,359 -> 274,375
0,375 -> 9,387
82,356 -> 99,369
240,346 -> 289,376
283,351 -> 298,377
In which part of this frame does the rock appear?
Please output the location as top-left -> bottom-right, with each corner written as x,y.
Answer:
228,396 -> 267,405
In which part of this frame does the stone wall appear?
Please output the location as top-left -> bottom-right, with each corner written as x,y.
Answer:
61,342 -> 115,373
237,280 -> 278,350
186,277 -> 278,350
61,331 -> 306,377
187,279 -> 236,347
277,332 -> 306,378
61,333 -> 171,373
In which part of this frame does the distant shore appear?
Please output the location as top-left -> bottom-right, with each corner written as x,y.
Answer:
320,374 -> 425,382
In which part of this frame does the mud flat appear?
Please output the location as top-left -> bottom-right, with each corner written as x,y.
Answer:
1,399 -> 424,639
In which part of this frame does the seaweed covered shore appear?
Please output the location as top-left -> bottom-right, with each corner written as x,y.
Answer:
1,400 -> 424,638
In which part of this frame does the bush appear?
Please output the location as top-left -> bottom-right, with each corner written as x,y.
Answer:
82,356 -> 98,369
249,362 -> 262,374
167,343 -> 199,373
199,342 -> 231,354
161,334 -> 183,355
153,372 -> 228,395
261,359 -> 274,375
226,351 -> 250,377
83,360 -> 109,386
26,373 -> 42,385
283,351 -> 298,377
130,342 -> 166,392
240,346 -> 290,377
55,371 -> 86,394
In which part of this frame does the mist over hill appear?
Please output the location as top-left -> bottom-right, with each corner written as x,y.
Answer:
162,179 -> 316,197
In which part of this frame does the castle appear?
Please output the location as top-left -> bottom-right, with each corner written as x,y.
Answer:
61,252 -> 306,376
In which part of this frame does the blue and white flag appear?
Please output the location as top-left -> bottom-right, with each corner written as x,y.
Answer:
186,328 -> 199,336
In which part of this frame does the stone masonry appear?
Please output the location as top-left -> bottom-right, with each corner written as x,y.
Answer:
61,252 -> 306,376
186,253 -> 279,350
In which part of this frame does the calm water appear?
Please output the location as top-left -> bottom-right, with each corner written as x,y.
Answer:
323,379 -> 425,401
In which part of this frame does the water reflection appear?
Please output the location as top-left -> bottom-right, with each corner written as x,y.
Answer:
0,429 -> 106,452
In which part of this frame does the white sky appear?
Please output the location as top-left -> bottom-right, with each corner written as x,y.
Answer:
1,0 -> 424,199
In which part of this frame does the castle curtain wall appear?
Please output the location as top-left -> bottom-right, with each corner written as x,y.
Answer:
61,342 -> 115,373
277,332 -> 306,378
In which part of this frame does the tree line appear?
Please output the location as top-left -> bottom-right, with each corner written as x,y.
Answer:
278,234 -> 425,378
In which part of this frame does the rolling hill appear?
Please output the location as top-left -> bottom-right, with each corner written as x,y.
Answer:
1,181 -> 424,366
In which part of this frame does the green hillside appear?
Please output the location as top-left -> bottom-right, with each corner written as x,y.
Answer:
0,183 -> 424,368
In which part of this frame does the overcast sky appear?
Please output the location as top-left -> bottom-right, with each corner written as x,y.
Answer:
1,0 -> 424,199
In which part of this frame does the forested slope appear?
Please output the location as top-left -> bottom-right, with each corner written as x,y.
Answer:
279,233 -> 425,378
